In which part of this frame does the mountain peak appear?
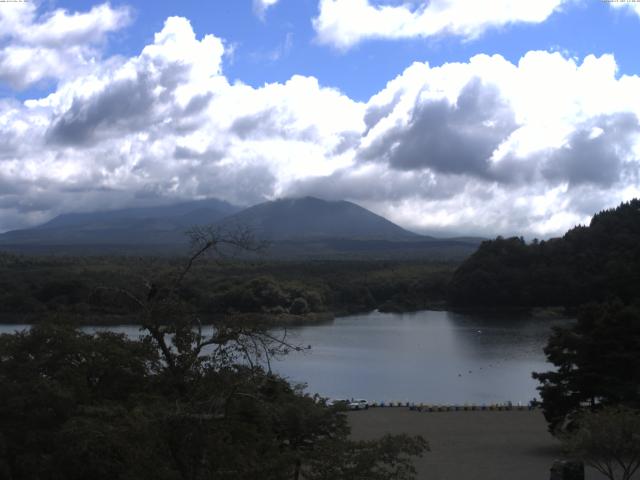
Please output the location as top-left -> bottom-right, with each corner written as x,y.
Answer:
220,196 -> 418,241
0,196 -> 482,258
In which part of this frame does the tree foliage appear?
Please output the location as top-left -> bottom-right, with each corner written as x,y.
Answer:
562,406 -> 640,480
449,199 -> 640,307
0,252 -> 453,323
533,303 -> 640,433
0,227 -> 428,479
304,434 -> 429,480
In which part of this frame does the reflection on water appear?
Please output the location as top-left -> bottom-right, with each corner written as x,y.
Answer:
0,310 -> 570,404
272,310 -> 570,404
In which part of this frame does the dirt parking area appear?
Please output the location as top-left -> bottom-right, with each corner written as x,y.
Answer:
348,408 -> 609,480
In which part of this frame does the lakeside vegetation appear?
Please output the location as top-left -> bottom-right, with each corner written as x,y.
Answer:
0,254 -> 454,325
449,199 -> 640,309
533,302 -> 640,431
6,200 -> 639,326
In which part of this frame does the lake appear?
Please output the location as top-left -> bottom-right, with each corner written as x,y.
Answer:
271,310 -> 569,404
0,310 -> 568,405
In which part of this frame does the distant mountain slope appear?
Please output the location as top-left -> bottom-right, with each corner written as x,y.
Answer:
448,199 -> 640,307
0,198 -> 240,247
218,196 -> 420,241
0,196 -> 482,259
37,198 -> 238,230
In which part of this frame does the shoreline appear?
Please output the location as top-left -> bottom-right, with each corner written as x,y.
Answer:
0,304 -> 572,327
0,311 -> 337,327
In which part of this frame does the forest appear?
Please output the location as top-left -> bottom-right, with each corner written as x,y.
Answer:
448,199 -> 640,309
0,254 -> 453,325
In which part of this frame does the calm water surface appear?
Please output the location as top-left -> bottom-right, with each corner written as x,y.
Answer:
273,310 -> 568,404
0,310 -> 569,404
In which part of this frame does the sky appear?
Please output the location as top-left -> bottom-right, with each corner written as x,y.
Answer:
0,0 -> 639,237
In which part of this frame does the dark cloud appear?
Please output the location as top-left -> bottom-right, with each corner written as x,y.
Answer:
45,58 -> 211,146
173,145 -> 225,162
134,181 -> 180,200
231,109 -> 277,139
0,172 -> 125,219
60,184 -> 117,194
358,82 -> 639,193
330,131 -> 361,155
541,113 -> 640,187
485,153 -> 538,185
182,93 -> 213,116
0,175 -> 25,195
567,187 -> 619,216
130,161 -> 276,207
46,75 -> 157,145
363,89 -> 403,135
194,163 -> 277,206
0,134 -> 19,159
288,166 -> 465,203
230,107 -> 319,141
359,78 -> 518,177
0,187 -> 66,214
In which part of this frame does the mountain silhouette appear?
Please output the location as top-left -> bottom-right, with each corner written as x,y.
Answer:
218,196 -> 420,241
0,196 -> 481,258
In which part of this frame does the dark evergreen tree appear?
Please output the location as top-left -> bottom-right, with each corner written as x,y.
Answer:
449,199 -> 640,308
533,302 -> 640,433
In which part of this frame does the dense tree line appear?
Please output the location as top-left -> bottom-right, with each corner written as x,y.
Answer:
449,199 -> 640,308
0,255 -> 453,324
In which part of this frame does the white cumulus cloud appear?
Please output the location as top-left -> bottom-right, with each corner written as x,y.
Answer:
0,2 -> 131,89
292,52 -> 640,236
609,0 -> 640,17
0,15 -> 364,231
313,0 -> 570,50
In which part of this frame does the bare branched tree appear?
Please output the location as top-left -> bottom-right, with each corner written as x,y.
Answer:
94,225 -> 305,388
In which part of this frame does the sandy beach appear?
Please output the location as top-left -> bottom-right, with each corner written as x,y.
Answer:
348,408 -> 610,480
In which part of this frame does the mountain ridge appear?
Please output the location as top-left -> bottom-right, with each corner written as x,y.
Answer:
0,196 -> 482,259
218,196 -> 421,241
